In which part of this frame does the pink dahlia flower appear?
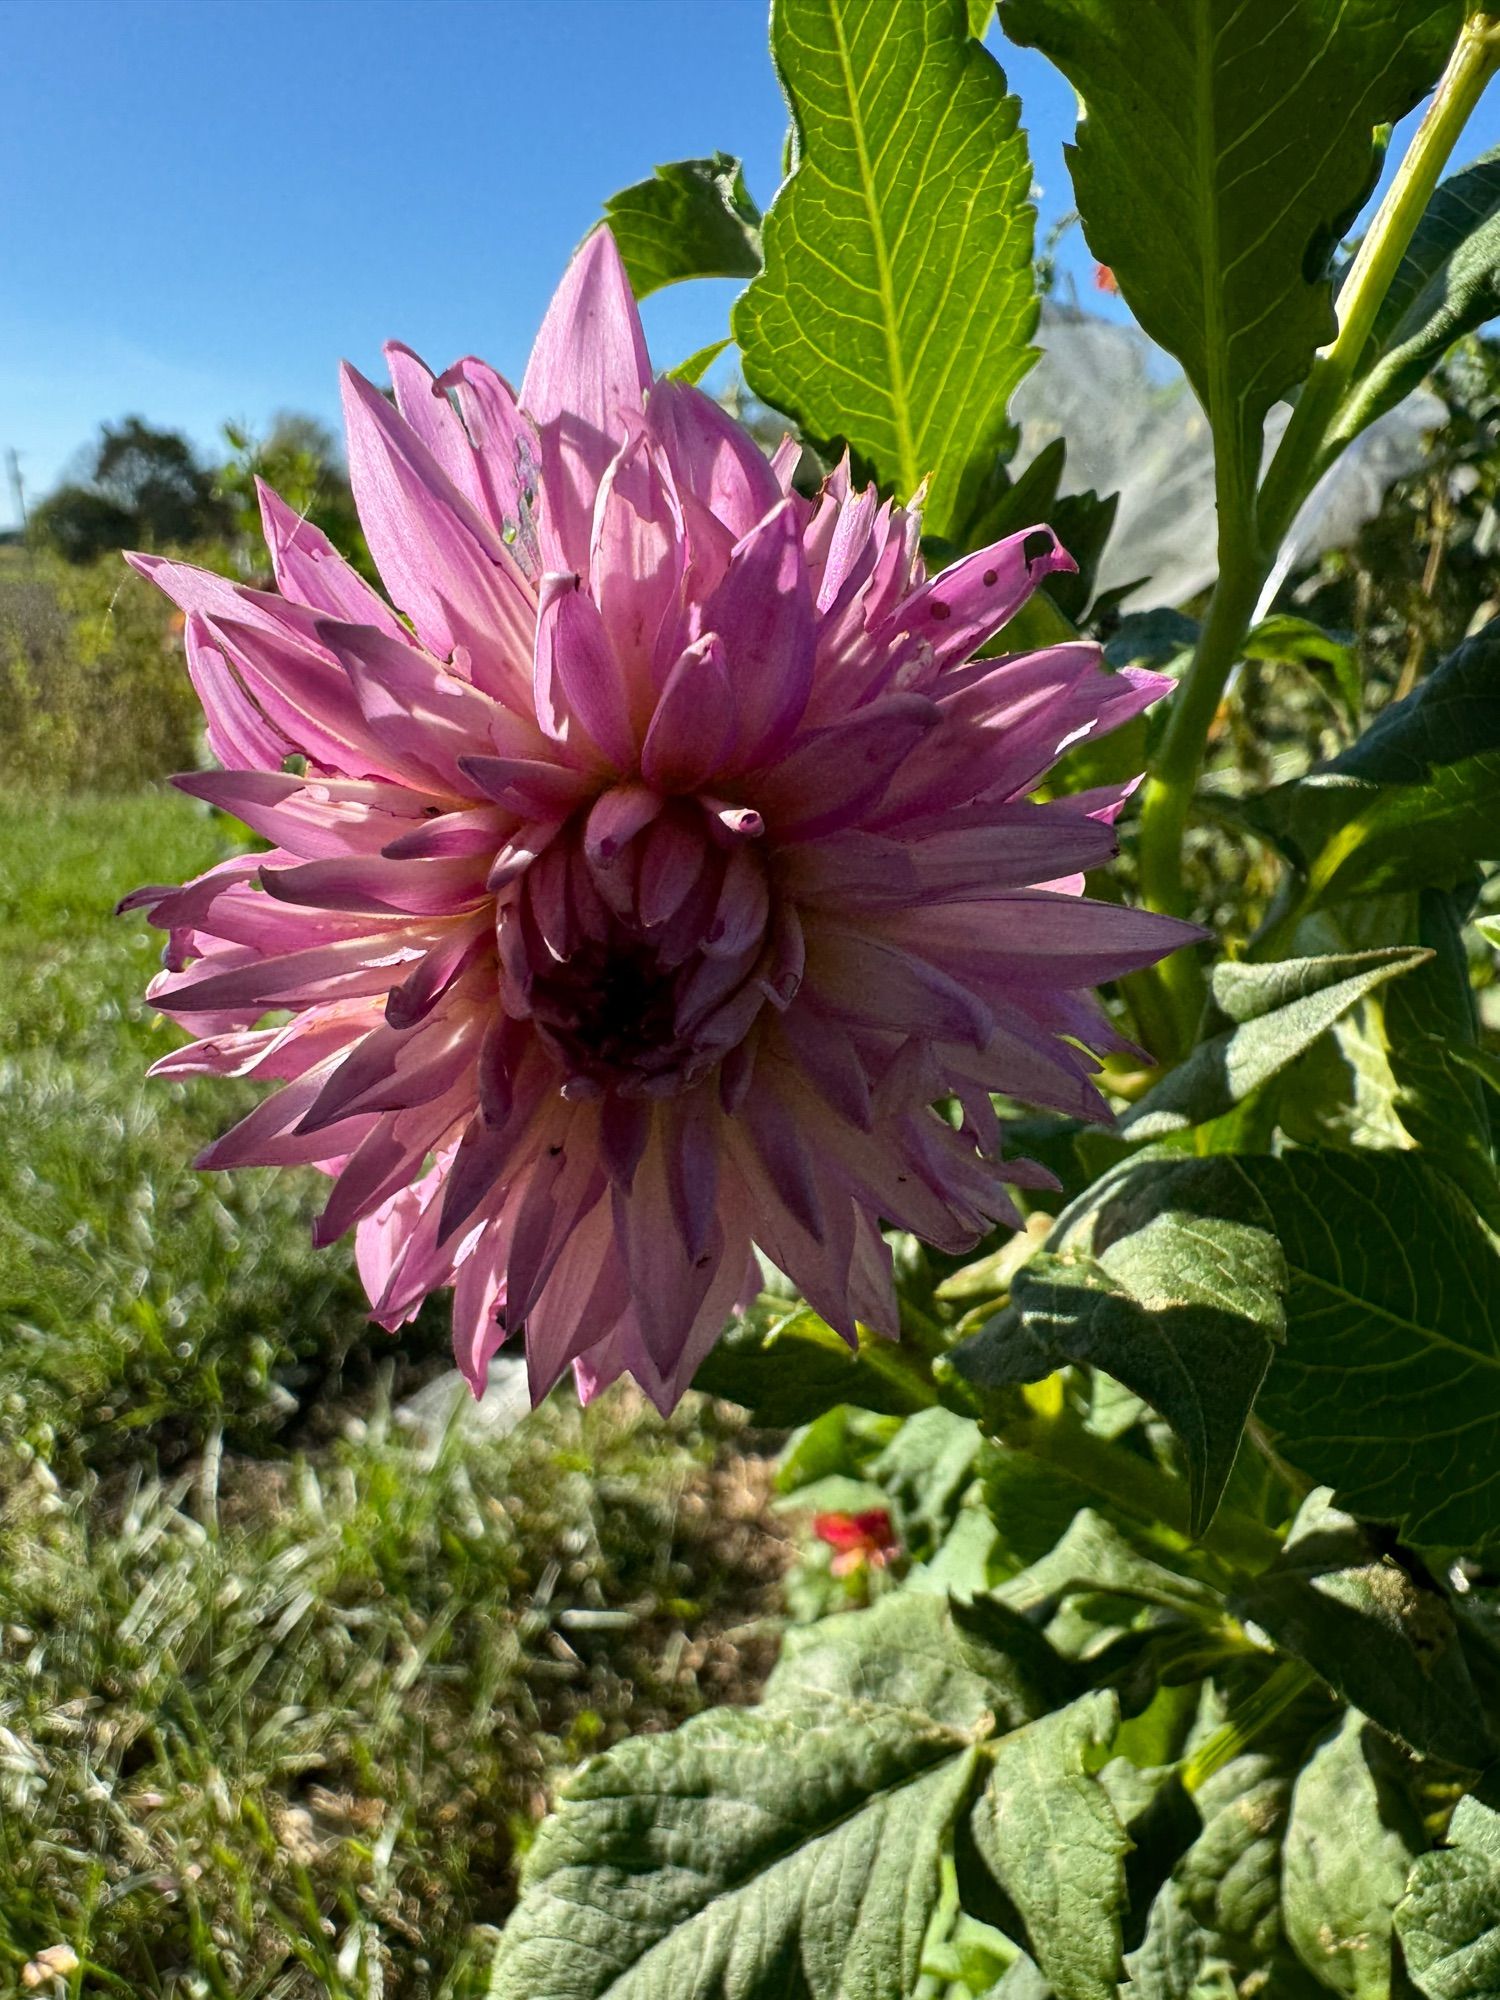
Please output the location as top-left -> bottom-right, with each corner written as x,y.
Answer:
123,228 -> 1197,1412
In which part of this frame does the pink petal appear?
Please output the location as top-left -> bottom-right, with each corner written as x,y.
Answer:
520,227 -> 653,574
533,571 -> 636,768
589,426 -> 684,695
173,770 -> 440,860
256,481 -> 407,636
384,340 -> 492,521
640,633 -> 735,792
874,524 -> 1078,676
313,617 -> 525,792
180,614 -> 291,771
759,693 -> 941,840
702,499 -> 814,769
645,377 -> 782,541
434,356 -> 541,567
340,361 -> 535,702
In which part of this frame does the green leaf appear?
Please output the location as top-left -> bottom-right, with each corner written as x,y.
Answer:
995,1509 -> 1220,1627
602,154 -> 763,299
776,1404 -> 902,1494
979,1444 -> 1094,1579
1243,1151 -> 1500,1554
1244,616 -> 1362,729
1252,618 -> 1500,907
693,1293 -> 922,1425
1277,895 -> 1500,1231
1172,1750 -> 1331,1999
669,336 -> 733,385
1121,949 -> 1432,1140
1347,147 -> 1500,441
1281,1711 -> 1423,1998
1477,916 -> 1500,951
1123,1878 -> 1236,1999
1236,1492 -> 1496,1768
966,0 -> 994,35
1104,610 -> 1200,675
952,1156 -> 1287,1535
1396,1790 -> 1500,2000
996,1508 -> 1222,1665
873,1406 -> 987,1561
1375,892 -> 1499,1225
970,1691 -> 1130,2000
734,0 -> 1038,541
1179,1756 -> 1294,1969
1102,1758 -> 1203,1961
996,0 -> 1463,500
490,1593 -> 1068,2000
1457,1041 -> 1500,1096
1047,485 -> 1119,621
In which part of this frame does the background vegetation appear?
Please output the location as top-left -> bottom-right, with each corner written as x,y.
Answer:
9,4 -> 1500,1989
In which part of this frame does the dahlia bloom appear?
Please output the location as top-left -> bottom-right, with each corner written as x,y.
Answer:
813,1509 -> 901,1578
124,228 -> 1196,1412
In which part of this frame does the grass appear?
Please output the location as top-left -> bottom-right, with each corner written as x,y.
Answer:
0,789 -> 787,1998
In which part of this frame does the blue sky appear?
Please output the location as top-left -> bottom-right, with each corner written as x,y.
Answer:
2,0 -> 1497,530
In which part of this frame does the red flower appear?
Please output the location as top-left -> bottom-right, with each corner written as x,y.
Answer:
812,1508 -> 900,1576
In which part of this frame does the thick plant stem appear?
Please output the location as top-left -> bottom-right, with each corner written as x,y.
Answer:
1259,10 -> 1500,545
1134,11 -> 1500,1057
1136,536 -> 1264,1046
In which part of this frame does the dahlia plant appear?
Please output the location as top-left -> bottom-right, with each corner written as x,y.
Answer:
124,227 -> 1193,1414
128,0 -> 1500,1994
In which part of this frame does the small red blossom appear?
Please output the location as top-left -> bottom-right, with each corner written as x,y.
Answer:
812,1508 -> 900,1576
1094,263 -> 1120,295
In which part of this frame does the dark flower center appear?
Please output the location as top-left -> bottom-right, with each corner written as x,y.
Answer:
501,794 -> 780,1099
530,937 -> 684,1087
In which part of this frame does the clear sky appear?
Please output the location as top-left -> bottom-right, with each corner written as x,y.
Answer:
2,0 -> 1498,530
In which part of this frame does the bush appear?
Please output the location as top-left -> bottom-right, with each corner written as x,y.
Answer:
0,550 -> 202,791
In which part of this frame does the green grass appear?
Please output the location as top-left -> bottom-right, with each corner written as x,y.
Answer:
0,790 -> 786,1998
0,789 -> 403,1471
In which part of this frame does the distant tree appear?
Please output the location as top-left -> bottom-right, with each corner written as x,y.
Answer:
30,418 -> 226,562
27,486 -> 138,565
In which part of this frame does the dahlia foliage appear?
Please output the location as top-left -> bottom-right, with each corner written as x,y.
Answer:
126,228 -> 1194,1411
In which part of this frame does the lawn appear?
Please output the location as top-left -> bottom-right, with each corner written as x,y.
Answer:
0,790 -> 787,1998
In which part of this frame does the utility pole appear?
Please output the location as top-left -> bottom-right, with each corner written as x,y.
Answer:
5,448 -> 25,534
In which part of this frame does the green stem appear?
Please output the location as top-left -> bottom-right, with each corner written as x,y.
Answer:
1259,10 -> 1500,546
1004,1401 -> 1283,1573
1136,533 -> 1265,1049
1134,11 -> 1500,1054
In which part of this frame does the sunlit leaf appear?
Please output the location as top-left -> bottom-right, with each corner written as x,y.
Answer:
1276,895 -> 1500,1230
1252,617 -> 1500,907
1345,147 -> 1500,441
1244,615 -> 1362,730
1397,1790 -> 1500,2000
1248,1152 -> 1500,1552
998,0 -> 1464,502
489,1593 -> 1069,1999
693,1293 -> 924,1426
970,1691 -> 1130,2000
1281,1710 -> 1422,1999
603,154 -> 763,299
669,337 -> 733,385
735,0 -> 1038,540
1121,948 -> 1431,1140
952,1155 -> 1286,1535
1238,1493 -> 1495,1767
